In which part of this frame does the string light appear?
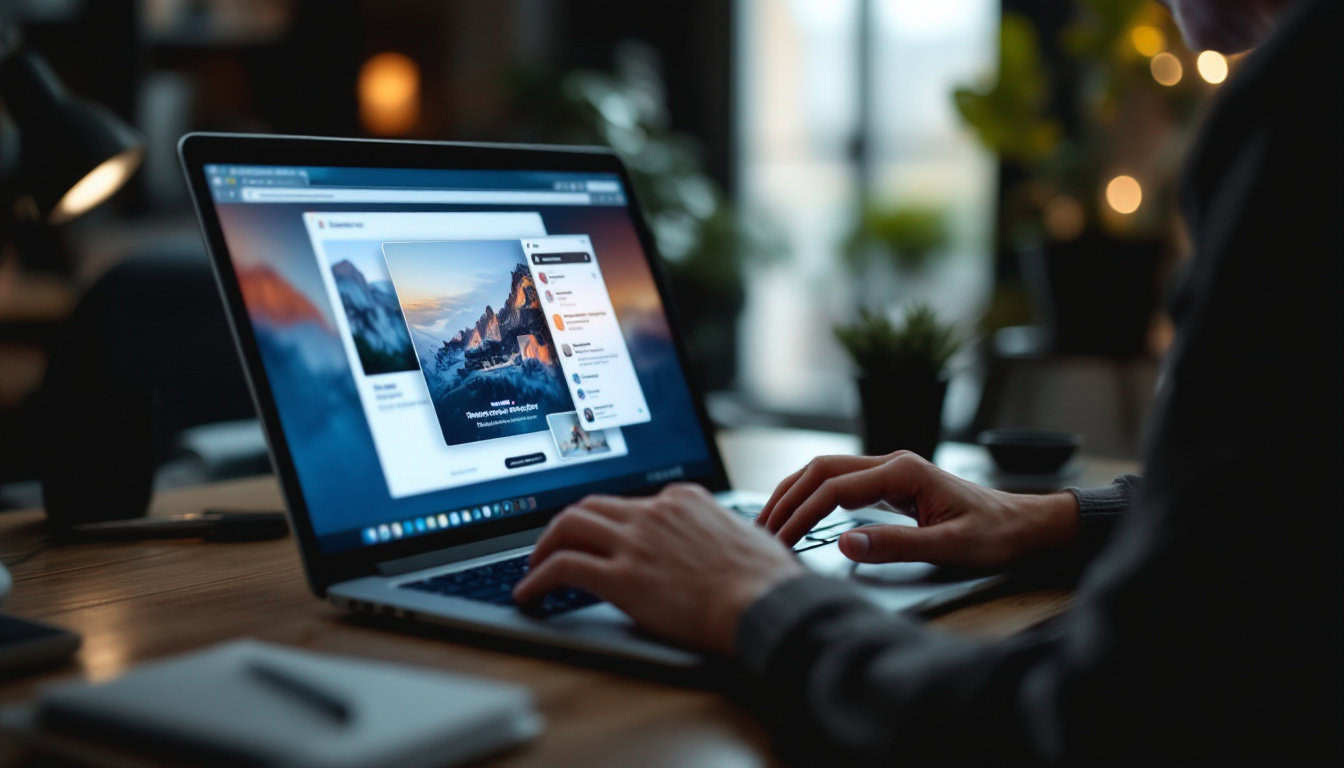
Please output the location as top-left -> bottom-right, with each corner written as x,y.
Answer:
1150,52 -> 1183,86
1130,25 -> 1166,58
1196,51 -> 1229,84
1105,175 -> 1143,215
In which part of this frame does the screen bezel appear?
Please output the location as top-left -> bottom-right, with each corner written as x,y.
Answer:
178,132 -> 731,595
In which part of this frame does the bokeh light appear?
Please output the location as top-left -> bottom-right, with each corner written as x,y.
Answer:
1130,25 -> 1166,58
1196,51 -> 1228,84
358,52 -> 421,135
1105,175 -> 1143,215
1044,195 -> 1085,240
1150,52 -> 1183,86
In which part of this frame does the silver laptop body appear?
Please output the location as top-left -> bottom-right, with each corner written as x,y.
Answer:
180,133 -> 997,670
326,494 -> 998,667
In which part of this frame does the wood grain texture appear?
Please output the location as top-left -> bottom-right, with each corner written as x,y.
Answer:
0,434 -> 1133,765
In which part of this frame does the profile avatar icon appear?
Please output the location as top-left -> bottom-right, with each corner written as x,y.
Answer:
552,313 -> 565,331
545,290 -> 554,303
583,407 -> 595,423
576,388 -> 586,400
572,373 -> 581,384
538,272 -> 548,284
562,343 -> 573,357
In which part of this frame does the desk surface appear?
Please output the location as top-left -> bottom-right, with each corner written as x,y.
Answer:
0,429 -> 1135,766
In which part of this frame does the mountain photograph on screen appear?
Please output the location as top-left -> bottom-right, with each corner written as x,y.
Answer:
383,240 -> 573,446
327,250 -> 418,375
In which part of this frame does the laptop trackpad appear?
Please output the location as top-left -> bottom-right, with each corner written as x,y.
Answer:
800,545 -> 999,613
801,545 -> 935,581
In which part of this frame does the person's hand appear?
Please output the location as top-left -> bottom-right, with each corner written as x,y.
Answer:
756,451 -> 1080,569
513,483 -> 805,654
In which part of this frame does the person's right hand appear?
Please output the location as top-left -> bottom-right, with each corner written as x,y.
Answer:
755,451 -> 1081,568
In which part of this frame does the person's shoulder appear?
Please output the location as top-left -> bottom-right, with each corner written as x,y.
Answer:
1235,0 -> 1341,109
1183,0 -> 1341,207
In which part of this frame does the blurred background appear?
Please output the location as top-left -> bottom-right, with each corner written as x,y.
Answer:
0,0 -> 1239,509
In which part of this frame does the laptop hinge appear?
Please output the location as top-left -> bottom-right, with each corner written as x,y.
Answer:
376,529 -> 544,577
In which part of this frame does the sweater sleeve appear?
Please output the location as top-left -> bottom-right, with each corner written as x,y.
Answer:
735,573 -> 1060,766
730,476 -> 1139,765
1066,474 -> 1141,555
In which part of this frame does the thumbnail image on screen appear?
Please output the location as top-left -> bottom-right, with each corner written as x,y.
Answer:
547,411 -> 612,459
327,248 -> 418,376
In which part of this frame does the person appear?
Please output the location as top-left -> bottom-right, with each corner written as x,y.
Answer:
514,0 -> 1343,763
570,424 -> 592,453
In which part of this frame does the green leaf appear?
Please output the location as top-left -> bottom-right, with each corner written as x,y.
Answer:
842,205 -> 949,272
951,14 -> 1062,165
833,303 -> 963,377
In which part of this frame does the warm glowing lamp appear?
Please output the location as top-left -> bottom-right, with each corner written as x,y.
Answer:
1196,51 -> 1229,84
1105,175 -> 1143,215
0,51 -> 144,223
1150,52 -> 1183,86
359,52 -> 421,136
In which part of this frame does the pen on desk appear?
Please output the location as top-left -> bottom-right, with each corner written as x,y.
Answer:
247,660 -> 351,725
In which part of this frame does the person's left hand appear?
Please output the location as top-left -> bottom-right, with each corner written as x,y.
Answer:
512,483 -> 805,654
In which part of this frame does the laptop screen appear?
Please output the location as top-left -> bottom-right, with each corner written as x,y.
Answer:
204,164 -> 717,554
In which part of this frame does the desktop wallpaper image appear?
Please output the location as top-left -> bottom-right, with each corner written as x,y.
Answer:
214,198 -> 713,549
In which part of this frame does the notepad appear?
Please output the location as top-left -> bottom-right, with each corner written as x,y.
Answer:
2,639 -> 543,768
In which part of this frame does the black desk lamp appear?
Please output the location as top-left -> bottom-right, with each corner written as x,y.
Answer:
0,46 -> 143,225
0,38 -> 144,528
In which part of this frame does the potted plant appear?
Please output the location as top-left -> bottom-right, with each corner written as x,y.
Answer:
841,203 -> 949,274
835,303 -> 962,458
840,202 -> 950,308
953,0 -> 1213,354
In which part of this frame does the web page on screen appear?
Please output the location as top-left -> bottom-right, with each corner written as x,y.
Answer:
206,164 -> 714,552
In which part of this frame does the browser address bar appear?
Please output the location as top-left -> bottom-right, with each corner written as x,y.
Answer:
240,187 -> 593,205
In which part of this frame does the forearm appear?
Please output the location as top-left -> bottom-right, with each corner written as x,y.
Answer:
730,477 -> 1138,765
988,475 -> 1140,569
737,575 -> 1059,766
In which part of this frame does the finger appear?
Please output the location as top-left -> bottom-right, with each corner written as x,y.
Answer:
513,551 -> 615,603
570,494 -> 642,521
529,509 -> 626,567
776,455 -> 928,545
761,454 -> 892,534
839,522 -> 967,564
755,466 -> 805,526
661,482 -> 714,501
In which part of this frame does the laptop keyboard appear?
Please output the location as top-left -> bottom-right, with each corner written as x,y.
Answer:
400,554 -> 602,616
726,504 -> 864,552
401,505 -> 863,615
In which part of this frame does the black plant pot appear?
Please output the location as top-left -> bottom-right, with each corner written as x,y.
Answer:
1019,235 -> 1164,356
856,373 -> 948,459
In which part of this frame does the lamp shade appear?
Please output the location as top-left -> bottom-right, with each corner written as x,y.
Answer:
0,50 -> 143,223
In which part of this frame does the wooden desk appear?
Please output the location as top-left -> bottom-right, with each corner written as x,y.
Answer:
0,430 -> 1136,766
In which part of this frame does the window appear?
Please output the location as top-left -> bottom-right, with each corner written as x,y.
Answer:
735,0 -> 998,417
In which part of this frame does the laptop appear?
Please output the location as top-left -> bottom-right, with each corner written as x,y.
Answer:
178,133 -> 998,668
